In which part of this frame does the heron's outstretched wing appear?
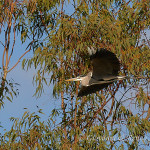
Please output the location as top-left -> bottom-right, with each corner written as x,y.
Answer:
78,82 -> 113,97
88,47 -> 120,80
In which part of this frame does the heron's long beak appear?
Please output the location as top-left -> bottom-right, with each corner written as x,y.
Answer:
65,77 -> 82,82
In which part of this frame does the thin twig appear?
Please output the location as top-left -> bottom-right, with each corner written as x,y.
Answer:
119,85 -> 133,102
8,47 -> 31,72
0,41 -> 5,47
111,101 -> 121,129
105,96 -> 115,121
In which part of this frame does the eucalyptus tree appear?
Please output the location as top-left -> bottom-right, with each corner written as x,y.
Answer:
0,0 -> 150,149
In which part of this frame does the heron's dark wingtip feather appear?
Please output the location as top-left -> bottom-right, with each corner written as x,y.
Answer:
89,48 -> 120,75
91,48 -> 119,63
77,83 -> 112,97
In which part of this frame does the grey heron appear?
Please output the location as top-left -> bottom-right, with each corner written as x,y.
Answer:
66,47 -> 125,97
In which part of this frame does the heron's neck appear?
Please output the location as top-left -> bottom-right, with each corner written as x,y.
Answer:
81,72 -> 92,86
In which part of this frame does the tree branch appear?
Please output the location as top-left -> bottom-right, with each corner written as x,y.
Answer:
8,19 -> 16,65
81,82 -> 120,131
7,47 -> 31,73
105,96 -> 115,121
2,28 -> 8,69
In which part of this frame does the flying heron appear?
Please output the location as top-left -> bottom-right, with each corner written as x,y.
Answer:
66,47 -> 125,97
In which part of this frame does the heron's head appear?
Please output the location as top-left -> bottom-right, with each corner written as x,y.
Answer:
66,75 -> 90,86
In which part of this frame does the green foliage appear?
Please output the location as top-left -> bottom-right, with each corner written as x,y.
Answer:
21,0 -> 150,98
0,0 -> 150,149
0,77 -> 19,109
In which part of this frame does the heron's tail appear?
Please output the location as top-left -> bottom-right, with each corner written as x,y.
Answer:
117,76 -> 126,80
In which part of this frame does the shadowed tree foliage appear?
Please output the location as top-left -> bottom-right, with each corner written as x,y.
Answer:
0,0 -> 150,149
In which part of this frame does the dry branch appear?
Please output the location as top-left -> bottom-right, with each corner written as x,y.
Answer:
8,47 -> 31,73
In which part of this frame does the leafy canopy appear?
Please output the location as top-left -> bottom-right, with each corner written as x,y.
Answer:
0,0 -> 150,149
